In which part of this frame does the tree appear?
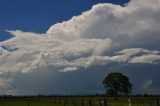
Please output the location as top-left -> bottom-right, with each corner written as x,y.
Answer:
102,72 -> 132,97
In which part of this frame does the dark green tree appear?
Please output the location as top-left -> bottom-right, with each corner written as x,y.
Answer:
102,72 -> 132,97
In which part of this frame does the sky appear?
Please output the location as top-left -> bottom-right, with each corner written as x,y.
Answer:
0,0 -> 129,41
0,0 -> 160,95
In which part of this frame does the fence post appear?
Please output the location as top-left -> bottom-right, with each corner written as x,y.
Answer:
64,98 -> 67,106
54,99 -> 57,104
73,98 -> 76,106
99,99 -> 102,106
128,98 -> 131,106
157,98 -> 160,106
89,99 -> 93,106
81,98 -> 85,106
59,99 -> 61,104
104,98 -> 107,106
28,102 -> 30,106
65,98 -> 67,103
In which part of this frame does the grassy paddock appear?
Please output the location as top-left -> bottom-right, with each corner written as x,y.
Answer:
0,96 -> 159,106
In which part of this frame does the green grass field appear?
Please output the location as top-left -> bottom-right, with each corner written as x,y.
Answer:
0,97 -> 159,106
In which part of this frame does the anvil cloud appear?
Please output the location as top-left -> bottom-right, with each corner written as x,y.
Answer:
0,0 -> 160,94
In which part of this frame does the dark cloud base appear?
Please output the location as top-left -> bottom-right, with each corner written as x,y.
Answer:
11,63 -> 160,95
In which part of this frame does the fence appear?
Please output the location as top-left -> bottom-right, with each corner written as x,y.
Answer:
0,97 -> 159,106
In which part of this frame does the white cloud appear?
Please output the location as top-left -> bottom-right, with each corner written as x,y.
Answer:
55,48 -> 160,71
59,67 -> 78,72
0,77 -> 14,95
112,48 -> 160,63
1,0 -> 160,74
129,54 -> 160,64
142,79 -> 152,89
47,0 -> 160,49
0,0 -> 160,94
0,78 -> 12,89
0,33 -> 112,74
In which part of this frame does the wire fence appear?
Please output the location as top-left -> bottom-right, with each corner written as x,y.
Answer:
0,97 -> 159,106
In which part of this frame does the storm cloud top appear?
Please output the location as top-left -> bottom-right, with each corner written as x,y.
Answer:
0,0 -> 160,95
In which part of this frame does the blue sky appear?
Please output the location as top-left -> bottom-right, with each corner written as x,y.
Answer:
0,0 -> 160,95
0,0 -> 129,41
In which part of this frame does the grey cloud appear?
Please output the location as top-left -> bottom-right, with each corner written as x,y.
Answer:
142,79 -> 152,89
47,0 -> 160,50
59,67 -> 78,72
0,0 -> 160,94
129,54 -> 160,64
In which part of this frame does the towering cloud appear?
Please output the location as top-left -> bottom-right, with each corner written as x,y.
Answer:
0,0 -> 160,94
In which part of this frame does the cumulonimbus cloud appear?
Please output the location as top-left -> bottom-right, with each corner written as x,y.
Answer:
0,0 -> 160,94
